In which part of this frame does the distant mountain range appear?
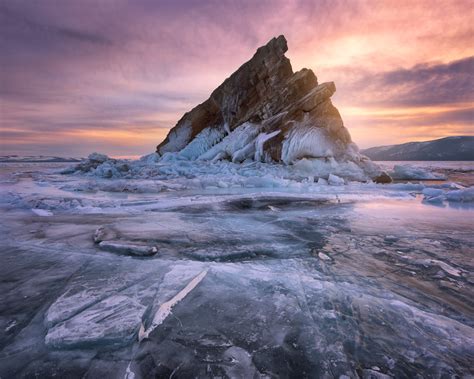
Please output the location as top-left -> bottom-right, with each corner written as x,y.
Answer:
0,155 -> 82,163
361,136 -> 474,161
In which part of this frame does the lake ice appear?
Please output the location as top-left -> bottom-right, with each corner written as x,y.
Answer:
0,159 -> 473,378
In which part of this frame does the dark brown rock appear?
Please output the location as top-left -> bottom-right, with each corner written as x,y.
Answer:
373,172 -> 393,184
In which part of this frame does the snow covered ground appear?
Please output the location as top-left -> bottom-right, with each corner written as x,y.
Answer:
0,159 -> 473,377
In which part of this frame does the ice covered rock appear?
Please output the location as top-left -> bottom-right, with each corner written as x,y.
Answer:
155,35 -> 383,181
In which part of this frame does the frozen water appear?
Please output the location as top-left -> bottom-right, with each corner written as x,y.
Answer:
390,164 -> 447,180
281,121 -> 337,164
0,160 -> 473,377
178,126 -> 226,160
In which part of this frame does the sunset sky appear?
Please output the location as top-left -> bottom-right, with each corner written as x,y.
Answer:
1,0 -> 473,158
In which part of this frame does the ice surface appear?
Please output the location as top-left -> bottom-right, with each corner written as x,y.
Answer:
0,160 -> 473,377
139,269 -> 208,341
45,295 -> 147,348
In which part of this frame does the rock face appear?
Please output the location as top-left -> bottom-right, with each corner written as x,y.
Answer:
156,35 -> 358,165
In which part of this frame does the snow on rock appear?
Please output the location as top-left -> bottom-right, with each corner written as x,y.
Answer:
390,164 -> 446,181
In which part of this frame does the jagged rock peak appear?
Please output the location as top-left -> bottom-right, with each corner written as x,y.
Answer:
156,35 -> 371,173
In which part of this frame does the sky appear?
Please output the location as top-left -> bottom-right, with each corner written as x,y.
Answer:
1,0 -> 473,158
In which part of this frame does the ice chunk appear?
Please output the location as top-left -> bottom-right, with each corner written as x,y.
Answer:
93,226 -> 117,243
198,122 -> 260,161
281,120 -> 337,164
428,260 -> 461,277
390,164 -> 446,180
422,188 -> 445,203
178,126 -> 226,160
159,120 -> 192,153
32,208 -> 53,217
317,177 -> 328,185
328,174 -> 345,186
87,152 -> 109,163
292,158 -> 369,182
445,186 -> 474,202
254,130 -> 280,162
45,295 -> 146,348
422,188 -> 444,197
93,162 -> 121,178
232,141 -> 256,163
139,152 -> 160,164
98,241 -> 158,256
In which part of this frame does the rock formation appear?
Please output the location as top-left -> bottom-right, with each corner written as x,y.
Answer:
156,35 -> 361,163
158,35 -> 389,183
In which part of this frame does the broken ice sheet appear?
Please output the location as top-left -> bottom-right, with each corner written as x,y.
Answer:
1,161 -> 474,378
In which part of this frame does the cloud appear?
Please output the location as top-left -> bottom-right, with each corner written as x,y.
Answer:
337,56 -> 474,108
0,0 -> 473,155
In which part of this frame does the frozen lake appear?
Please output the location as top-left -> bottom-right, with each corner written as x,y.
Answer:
0,161 -> 473,378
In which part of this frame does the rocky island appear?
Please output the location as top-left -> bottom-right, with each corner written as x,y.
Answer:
156,35 -> 386,182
